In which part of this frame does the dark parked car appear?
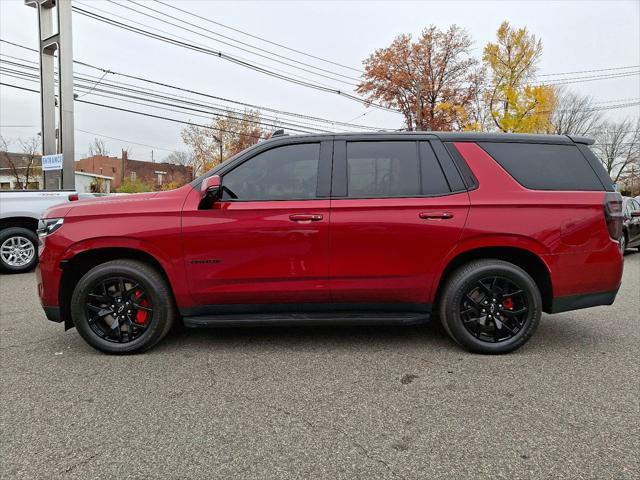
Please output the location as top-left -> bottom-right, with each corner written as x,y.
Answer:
37,132 -> 624,355
621,197 -> 640,252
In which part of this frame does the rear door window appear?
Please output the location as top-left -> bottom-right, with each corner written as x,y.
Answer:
479,142 -> 605,191
346,141 -> 420,197
344,141 -> 450,198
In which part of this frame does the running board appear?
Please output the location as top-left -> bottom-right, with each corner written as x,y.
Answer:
183,312 -> 431,328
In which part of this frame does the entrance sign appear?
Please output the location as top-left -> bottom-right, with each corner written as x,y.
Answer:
42,154 -> 64,171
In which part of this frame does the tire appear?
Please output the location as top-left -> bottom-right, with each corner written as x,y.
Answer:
70,259 -> 175,354
0,227 -> 38,273
439,259 -> 542,354
619,234 -> 627,254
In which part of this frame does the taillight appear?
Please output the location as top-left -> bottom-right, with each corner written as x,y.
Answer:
603,192 -> 623,240
68,193 -> 79,201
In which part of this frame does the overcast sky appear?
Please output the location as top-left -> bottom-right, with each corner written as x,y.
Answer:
1,0 -> 639,161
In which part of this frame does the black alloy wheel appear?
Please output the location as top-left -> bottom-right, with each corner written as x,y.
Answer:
85,276 -> 153,343
440,259 -> 542,354
459,276 -> 528,343
71,259 -> 175,354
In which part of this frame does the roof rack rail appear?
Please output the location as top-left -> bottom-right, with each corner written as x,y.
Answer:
272,129 -> 287,137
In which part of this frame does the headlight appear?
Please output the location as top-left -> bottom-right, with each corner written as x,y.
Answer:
38,218 -> 64,237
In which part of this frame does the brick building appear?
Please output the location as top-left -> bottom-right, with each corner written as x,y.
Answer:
75,151 -> 193,190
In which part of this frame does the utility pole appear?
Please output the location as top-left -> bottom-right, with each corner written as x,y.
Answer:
25,0 -> 75,190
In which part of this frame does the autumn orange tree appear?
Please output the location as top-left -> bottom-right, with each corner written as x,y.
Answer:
181,109 -> 268,175
357,25 -> 480,131
483,21 -> 556,133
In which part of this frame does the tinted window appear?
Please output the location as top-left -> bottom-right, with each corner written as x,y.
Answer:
222,143 -> 320,200
420,142 -> 451,195
479,142 -> 604,191
346,142 -> 420,197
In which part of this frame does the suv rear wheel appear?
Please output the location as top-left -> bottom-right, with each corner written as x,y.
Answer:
439,260 -> 542,354
0,227 -> 38,273
70,260 -> 175,354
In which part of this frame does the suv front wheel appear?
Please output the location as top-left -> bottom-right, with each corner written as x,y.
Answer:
439,260 -> 542,354
70,260 -> 175,354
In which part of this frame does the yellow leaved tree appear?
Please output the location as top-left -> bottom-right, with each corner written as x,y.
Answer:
483,22 -> 556,133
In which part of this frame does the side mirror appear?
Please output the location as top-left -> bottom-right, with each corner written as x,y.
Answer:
201,175 -> 221,200
631,211 -> 640,217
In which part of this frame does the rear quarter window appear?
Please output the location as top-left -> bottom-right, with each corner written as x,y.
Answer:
479,142 -> 605,191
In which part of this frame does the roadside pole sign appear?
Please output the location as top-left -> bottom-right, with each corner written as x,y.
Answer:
41,154 -> 64,171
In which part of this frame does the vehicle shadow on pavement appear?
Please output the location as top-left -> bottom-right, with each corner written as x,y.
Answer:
150,311 -> 619,356
157,317 -> 456,353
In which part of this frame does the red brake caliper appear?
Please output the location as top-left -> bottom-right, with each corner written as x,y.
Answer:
133,290 -> 150,325
502,296 -> 514,310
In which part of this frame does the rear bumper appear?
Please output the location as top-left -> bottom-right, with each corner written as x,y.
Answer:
549,288 -> 619,314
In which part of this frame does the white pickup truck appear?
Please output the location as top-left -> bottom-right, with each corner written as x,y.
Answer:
0,190 -> 82,273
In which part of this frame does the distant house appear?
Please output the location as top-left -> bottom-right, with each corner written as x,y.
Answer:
0,151 -> 43,190
75,151 -> 193,190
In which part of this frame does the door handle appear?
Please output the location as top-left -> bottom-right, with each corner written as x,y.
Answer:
419,211 -> 454,220
289,213 -> 323,222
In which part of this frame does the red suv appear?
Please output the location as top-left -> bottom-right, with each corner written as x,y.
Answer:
36,132 -> 624,354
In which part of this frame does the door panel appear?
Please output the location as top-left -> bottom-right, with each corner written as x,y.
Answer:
328,138 -> 469,306
181,140 -> 331,307
182,199 -> 330,305
328,194 -> 469,304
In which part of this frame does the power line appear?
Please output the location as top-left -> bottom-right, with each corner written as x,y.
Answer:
0,40 -> 381,130
539,64 -> 640,77
70,7 -> 400,113
0,59 -> 329,133
4,59 -> 638,130
72,1 -> 348,92
152,0 -> 362,73
1,27 -> 636,87
108,0 -> 360,84
153,0 -> 640,82
3,80 -> 638,148
75,128 -> 177,152
593,97 -> 640,105
0,63 -> 321,134
539,71 -> 639,86
3,35 -> 635,123
0,81 -> 269,139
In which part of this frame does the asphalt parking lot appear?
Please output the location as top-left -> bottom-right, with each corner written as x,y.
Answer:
1,255 -> 638,480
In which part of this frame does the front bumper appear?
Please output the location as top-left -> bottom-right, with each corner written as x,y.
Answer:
43,305 -> 62,323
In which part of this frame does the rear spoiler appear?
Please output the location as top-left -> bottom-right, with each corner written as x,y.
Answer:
568,135 -> 595,145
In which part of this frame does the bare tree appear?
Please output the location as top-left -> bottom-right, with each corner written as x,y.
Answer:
164,150 -> 193,166
550,87 -> 603,136
181,109 -> 266,175
0,135 -> 42,189
88,137 -> 109,156
465,66 -> 493,132
616,159 -> 640,196
593,118 -> 640,183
